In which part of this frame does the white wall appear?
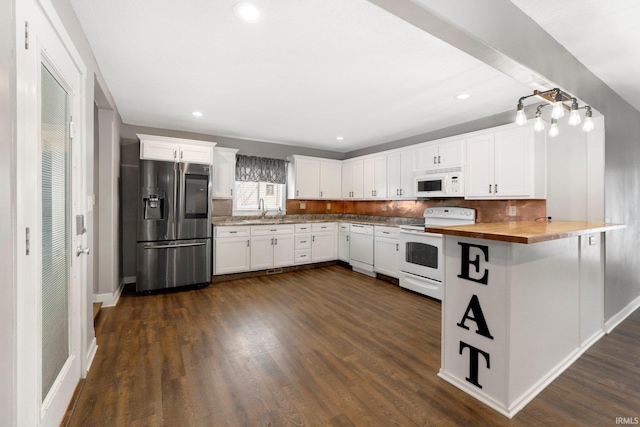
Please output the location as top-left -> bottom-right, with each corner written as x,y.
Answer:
546,116 -> 605,222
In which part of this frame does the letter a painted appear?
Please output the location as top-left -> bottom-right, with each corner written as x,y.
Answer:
457,294 -> 494,339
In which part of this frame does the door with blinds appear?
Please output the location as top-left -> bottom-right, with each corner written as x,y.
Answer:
16,0 -> 88,425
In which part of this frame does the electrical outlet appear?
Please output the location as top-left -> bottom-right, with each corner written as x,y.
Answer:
327,203 -> 331,210
300,202 -> 306,210
508,206 -> 517,216
381,205 -> 388,211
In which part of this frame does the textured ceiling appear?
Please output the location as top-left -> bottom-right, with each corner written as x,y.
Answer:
511,0 -> 640,113
70,0 -> 532,152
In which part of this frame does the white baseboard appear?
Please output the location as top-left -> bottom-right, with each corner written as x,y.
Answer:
123,275 -> 136,285
437,329 -> 604,418
93,279 -> 125,308
605,294 -> 640,333
84,337 -> 98,375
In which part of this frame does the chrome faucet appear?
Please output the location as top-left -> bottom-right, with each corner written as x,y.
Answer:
259,198 -> 267,219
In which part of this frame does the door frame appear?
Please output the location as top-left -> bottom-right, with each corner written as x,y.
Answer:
15,0 -> 88,425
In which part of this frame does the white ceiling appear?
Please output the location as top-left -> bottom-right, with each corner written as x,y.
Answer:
69,0 -> 640,153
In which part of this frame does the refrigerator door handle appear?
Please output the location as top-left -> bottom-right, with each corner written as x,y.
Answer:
143,242 -> 207,249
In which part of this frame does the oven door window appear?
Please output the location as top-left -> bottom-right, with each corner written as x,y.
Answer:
417,179 -> 443,193
405,241 -> 439,269
184,174 -> 209,218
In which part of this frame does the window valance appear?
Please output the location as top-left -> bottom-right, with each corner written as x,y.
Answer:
235,154 -> 287,184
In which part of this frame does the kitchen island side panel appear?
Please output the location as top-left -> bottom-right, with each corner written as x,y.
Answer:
439,235 -> 596,418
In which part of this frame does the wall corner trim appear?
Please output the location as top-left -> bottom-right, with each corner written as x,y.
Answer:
604,294 -> 640,333
93,280 -> 125,308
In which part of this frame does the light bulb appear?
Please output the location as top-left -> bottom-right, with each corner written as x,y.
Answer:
582,116 -> 594,132
568,109 -> 581,126
534,114 -> 545,132
551,101 -> 564,119
515,102 -> 526,126
549,118 -> 559,137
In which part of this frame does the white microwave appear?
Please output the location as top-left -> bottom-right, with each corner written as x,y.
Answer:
415,170 -> 464,198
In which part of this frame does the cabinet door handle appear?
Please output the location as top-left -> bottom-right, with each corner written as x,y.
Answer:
275,238 -> 277,245
321,190 -> 323,197
312,236 -> 315,242
347,235 -> 349,241
396,189 -> 399,196
489,184 -> 492,194
271,238 -> 274,245
495,184 -> 498,194
296,190 -> 299,197
396,243 -> 399,251
433,156 -> 437,165
438,155 -> 441,164
247,240 -> 250,247
400,189 -> 403,196
180,151 -> 184,159
230,188 -> 233,196
174,150 -> 177,159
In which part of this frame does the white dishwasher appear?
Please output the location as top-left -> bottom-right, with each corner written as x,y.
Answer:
349,224 -> 375,277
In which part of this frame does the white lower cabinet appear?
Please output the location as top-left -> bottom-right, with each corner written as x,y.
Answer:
214,226 -> 251,275
250,225 -> 295,270
338,223 -> 350,262
311,223 -> 336,262
374,226 -> 400,279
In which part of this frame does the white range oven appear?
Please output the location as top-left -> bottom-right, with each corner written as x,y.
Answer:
399,207 -> 476,301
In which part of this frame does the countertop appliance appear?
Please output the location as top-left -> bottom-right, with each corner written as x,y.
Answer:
349,223 -> 375,277
136,159 -> 212,293
415,167 -> 463,198
399,207 -> 476,300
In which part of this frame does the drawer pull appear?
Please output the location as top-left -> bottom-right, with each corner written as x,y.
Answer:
229,231 -> 237,234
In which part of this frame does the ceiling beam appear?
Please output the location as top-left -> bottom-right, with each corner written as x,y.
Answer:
366,0 -> 560,92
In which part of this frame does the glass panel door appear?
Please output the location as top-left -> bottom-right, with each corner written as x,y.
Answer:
40,63 -> 70,401
184,174 -> 208,218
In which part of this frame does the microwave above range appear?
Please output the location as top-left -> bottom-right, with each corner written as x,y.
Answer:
415,168 -> 464,198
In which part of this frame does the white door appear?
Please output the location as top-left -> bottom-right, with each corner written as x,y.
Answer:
250,235 -> 275,270
319,161 -> 341,199
16,0 -> 88,425
273,234 -> 295,267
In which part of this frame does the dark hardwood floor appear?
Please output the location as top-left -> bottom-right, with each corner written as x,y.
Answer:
67,266 -> 640,426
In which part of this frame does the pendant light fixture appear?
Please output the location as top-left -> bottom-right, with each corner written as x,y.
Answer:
515,88 -> 594,137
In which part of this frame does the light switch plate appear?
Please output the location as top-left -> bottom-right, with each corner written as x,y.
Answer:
300,202 -> 306,209
508,206 -> 517,216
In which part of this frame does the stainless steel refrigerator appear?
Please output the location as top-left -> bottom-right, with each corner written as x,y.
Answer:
136,159 -> 212,293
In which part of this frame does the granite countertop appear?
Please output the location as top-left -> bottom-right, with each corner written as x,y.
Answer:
425,220 -> 625,244
212,214 -> 424,228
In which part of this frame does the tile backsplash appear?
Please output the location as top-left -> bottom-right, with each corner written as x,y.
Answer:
213,197 -> 546,223
285,199 -> 546,223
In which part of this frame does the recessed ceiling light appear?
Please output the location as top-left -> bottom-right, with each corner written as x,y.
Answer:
234,2 -> 262,22
192,111 -> 203,117
455,93 -> 471,100
336,136 -> 344,141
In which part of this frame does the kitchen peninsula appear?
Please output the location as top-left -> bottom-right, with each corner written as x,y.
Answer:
425,220 -> 624,418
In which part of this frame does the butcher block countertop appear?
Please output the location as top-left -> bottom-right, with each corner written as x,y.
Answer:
425,220 -> 625,244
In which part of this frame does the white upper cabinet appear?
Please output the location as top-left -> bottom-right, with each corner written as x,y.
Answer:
465,124 -> 546,200
319,161 -> 342,199
287,155 -> 341,199
415,139 -> 464,171
212,147 -> 238,199
138,134 -> 214,165
342,159 -> 364,199
363,155 -> 387,199
387,149 -> 415,199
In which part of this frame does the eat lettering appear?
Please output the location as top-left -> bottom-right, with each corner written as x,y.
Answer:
457,242 -> 493,389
